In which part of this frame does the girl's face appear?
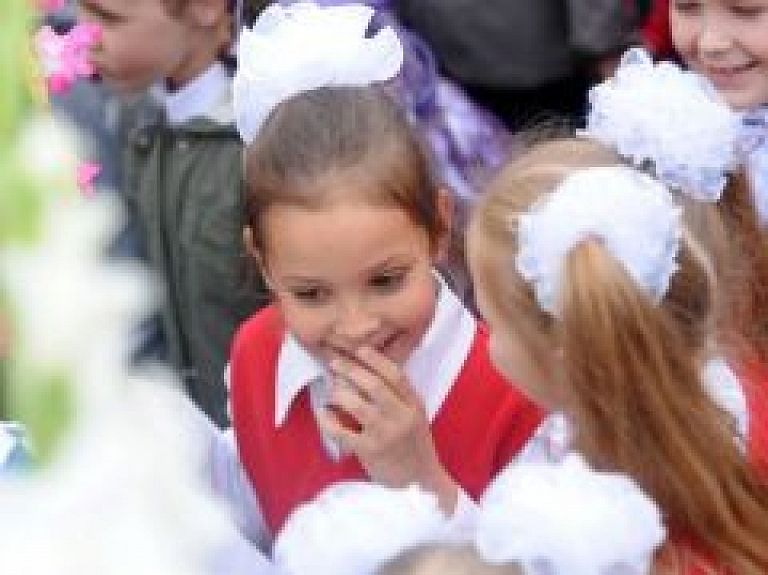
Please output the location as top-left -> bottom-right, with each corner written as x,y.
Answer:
258,199 -> 447,367
670,0 -> 768,110
468,234 -> 559,409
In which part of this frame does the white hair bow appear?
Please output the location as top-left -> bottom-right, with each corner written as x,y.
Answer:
233,2 -> 404,144
585,48 -> 742,202
516,165 -> 682,316
476,453 -> 666,574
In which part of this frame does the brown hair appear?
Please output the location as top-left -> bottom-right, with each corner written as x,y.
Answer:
244,85 -> 446,256
378,544 -> 519,575
468,137 -> 768,572
717,172 -> 768,365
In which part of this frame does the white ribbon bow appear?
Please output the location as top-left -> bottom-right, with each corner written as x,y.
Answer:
233,2 -> 404,144
516,165 -> 682,316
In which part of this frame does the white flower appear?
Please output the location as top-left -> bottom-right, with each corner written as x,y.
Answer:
274,482 -> 449,575
0,375 -> 238,575
2,195 -> 153,371
15,114 -> 85,191
233,2 -> 404,143
516,166 -> 682,316
476,454 -> 665,574
585,48 -> 742,201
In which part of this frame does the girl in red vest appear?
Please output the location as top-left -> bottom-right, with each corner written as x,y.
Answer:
221,2 -> 543,546
467,136 -> 768,574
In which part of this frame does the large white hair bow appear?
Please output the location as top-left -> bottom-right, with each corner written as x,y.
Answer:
475,454 -> 666,574
516,165 -> 682,316
233,2 -> 404,144
273,482 -> 450,575
585,48 -> 742,201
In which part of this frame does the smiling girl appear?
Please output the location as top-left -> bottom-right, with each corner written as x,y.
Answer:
223,3 -> 542,544
669,0 -> 768,367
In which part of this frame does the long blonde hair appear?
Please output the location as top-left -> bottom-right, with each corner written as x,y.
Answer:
468,137 -> 768,572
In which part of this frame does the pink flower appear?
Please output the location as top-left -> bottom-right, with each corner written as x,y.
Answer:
35,24 -> 102,94
38,0 -> 66,12
77,162 -> 102,197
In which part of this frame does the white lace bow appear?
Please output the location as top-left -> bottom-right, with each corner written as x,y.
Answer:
516,166 -> 682,316
585,48 -> 742,201
476,454 -> 665,574
273,482 -> 449,575
233,2 -> 404,144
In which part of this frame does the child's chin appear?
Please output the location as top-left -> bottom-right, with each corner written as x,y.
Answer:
97,75 -> 148,98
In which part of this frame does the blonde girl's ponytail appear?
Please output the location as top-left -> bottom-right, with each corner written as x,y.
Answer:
557,235 -> 768,573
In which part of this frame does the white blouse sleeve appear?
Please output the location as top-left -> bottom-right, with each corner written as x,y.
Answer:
184,397 -> 270,550
702,357 -> 749,448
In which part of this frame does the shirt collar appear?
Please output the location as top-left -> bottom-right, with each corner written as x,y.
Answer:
275,273 -> 477,427
150,62 -> 232,126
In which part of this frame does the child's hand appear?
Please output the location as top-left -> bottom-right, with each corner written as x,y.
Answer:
318,345 -> 458,514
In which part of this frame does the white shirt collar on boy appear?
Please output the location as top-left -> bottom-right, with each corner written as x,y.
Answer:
151,62 -> 233,126
274,273 -> 477,433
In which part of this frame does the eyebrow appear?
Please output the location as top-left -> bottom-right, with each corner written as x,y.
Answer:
79,0 -> 122,21
278,257 -> 416,285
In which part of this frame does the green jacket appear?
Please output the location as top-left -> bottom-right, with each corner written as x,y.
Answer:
120,92 -> 268,427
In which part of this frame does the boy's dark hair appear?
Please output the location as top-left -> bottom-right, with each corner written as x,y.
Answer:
244,85 -> 445,254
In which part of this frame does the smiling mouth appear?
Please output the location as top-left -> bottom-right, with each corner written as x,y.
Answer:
707,62 -> 757,79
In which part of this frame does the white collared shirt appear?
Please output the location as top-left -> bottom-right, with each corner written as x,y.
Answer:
214,274 -> 480,543
150,62 -> 234,126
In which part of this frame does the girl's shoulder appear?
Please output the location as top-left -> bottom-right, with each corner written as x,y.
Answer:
232,305 -> 283,354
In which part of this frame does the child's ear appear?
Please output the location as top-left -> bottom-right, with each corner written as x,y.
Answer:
243,226 -> 274,288
243,226 -> 261,263
186,0 -> 228,28
433,187 -> 455,260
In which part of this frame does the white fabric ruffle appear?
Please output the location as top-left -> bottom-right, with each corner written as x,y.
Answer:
273,481 -> 450,575
233,2 -> 404,143
516,165 -> 682,316
585,48 -> 742,201
476,454 -> 665,574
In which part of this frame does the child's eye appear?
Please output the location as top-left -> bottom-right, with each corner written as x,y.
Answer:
672,0 -> 702,13
370,270 -> 407,293
291,287 -> 330,305
730,4 -> 766,17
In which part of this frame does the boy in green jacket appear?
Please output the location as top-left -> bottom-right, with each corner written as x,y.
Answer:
78,0 -> 269,426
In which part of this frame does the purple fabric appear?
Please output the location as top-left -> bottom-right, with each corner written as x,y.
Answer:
280,0 -> 511,202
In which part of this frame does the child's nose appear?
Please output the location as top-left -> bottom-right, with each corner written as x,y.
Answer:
333,301 -> 380,345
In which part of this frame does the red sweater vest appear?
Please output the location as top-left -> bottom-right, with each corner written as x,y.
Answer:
230,306 -> 544,537
741,358 -> 768,480
671,359 -> 768,574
